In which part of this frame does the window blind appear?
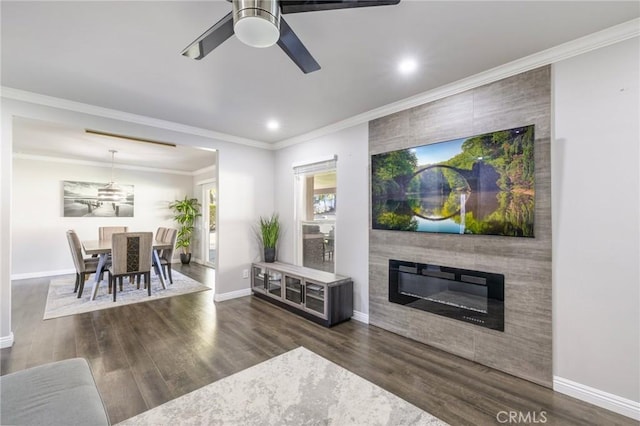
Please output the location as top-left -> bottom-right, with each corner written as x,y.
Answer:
293,155 -> 337,175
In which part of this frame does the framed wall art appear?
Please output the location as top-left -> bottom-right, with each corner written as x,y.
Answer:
63,180 -> 134,217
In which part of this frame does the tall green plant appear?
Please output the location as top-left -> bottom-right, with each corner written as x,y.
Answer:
258,213 -> 280,249
169,196 -> 202,254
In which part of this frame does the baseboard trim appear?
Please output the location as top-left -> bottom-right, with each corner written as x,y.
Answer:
553,376 -> 640,420
0,332 -> 15,348
351,310 -> 369,324
11,269 -> 74,280
214,288 -> 252,302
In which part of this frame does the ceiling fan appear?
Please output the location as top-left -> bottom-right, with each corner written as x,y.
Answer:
181,0 -> 401,74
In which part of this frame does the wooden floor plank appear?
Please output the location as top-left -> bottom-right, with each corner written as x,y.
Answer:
52,315 -> 77,361
91,308 -> 130,373
115,319 -> 174,408
1,264 -> 635,425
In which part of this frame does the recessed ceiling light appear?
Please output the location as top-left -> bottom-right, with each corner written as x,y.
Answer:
267,120 -> 280,130
398,58 -> 418,75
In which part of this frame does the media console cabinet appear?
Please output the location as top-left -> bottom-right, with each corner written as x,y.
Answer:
251,261 -> 353,327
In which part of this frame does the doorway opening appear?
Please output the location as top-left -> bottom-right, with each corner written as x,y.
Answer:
201,182 -> 217,268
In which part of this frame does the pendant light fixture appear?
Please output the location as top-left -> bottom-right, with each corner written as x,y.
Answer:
97,150 -> 125,202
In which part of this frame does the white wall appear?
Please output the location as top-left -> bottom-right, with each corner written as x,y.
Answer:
1,104 -> 14,346
11,156 -> 193,276
216,144 -> 275,296
553,38 -> 640,404
274,124 -> 369,316
0,97 -> 274,345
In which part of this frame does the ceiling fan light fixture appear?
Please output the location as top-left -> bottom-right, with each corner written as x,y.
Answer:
233,0 -> 281,48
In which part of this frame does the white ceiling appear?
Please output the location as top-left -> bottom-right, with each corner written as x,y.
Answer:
2,0 -> 639,149
12,117 -> 217,173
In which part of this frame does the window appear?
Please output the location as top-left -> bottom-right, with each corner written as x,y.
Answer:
294,157 -> 337,273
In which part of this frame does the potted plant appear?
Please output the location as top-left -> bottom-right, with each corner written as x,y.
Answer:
258,213 -> 280,263
169,196 -> 202,264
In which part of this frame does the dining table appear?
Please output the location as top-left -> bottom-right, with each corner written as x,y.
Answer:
82,238 -> 173,301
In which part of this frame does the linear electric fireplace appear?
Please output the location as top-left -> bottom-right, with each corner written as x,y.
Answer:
389,260 -> 504,331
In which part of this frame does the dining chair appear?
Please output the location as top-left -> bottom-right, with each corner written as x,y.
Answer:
95,226 -> 128,259
157,227 -> 177,284
132,226 -> 167,290
98,226 -> 128,240
107,232 -> 154,302
155,227 -> 167,243
152,227 -> 168,282
66,230 -> 99,298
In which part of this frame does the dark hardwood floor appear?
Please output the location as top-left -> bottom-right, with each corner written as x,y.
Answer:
1,264 -> 634,425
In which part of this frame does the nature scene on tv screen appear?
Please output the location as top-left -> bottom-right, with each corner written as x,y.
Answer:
371,125 -> 535,237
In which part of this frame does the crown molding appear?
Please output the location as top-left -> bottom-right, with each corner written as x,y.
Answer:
192,164 -> 217,176
0,87 -> 271,150
273,18 -> 640,150
13,153 -> 200,176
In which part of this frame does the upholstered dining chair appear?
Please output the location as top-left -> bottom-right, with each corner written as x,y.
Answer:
66,230 -> 99,298
95,226 -> 128,258
98,226 -> 128,240
107,232 -> 153,302
157,228 -> 177,284
155,227 -> 167,243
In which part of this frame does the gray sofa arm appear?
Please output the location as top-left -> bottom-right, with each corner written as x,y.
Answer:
0,358 -> 110,425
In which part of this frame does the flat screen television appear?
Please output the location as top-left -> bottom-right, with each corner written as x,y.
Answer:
371,125 -> 535,237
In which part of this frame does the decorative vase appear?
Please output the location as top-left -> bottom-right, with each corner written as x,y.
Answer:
180,253 -> 192,264
264,247 -> 276,263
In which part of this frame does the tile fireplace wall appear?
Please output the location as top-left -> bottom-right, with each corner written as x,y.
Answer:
368,66 -> 552,387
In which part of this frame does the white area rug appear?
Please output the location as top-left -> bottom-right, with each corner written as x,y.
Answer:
43,270 -> 211,320
117,347 -> 448,426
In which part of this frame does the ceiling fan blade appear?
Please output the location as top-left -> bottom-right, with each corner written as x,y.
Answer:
277,17 -> 321,74
280,0 -> 400,14
181,11 -> 234,60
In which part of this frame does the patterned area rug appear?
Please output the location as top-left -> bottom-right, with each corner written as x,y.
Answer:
43,270 -> 211,320
117,347 -> 448,426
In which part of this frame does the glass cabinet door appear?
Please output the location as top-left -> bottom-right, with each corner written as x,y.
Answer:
304,281 -> 325,316
284,275 -> 303,305
267,270 -> 282,298
252,265 -> 266,293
